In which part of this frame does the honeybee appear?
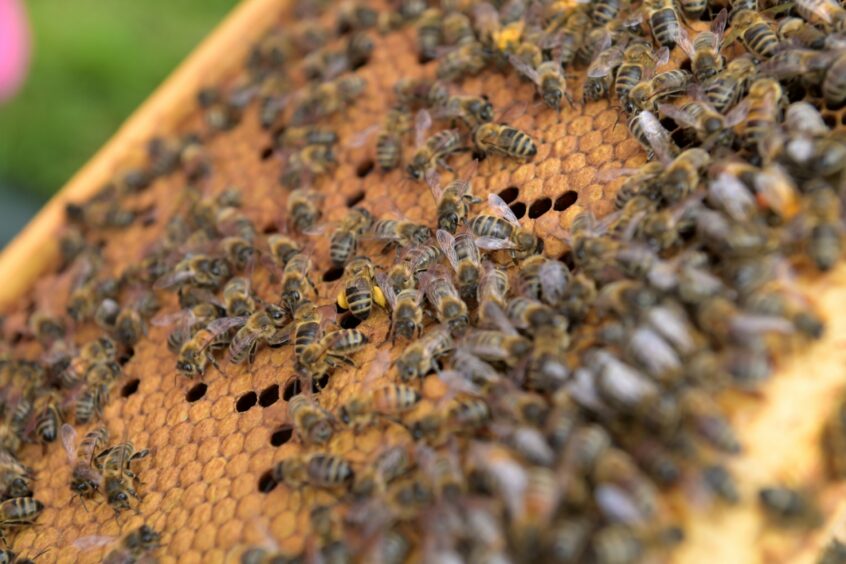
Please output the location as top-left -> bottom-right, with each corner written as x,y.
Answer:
28,312 -> 65,345
395,326 -> 453,381
337,257 -> 387,320
428,173 -> 481,236
407,111 -> 465,182
280,253 -> 318,313
416,8 -> 443,63
222,277 -> 256,318
228,304 -> 290,365
153,254 -> 231,291
822,51 -> 846,108
394,77 -> 449,110
678,10 -> 727,81
584,41 -> 625,103
95,441 -> 150,515
387,244 -> 442,292
448,395 -> 491,432
376,108 -> 411,172
0,498 -> 43,544
74,382 -> 109,424
628,69 -> 693,113
61,424 -> 107,500
176,317 -> 243,378
758,486 -> 821,526
370,217 -> 432,249
472,121 -> 537,161
74,524 -> 161,564
645,0 -> 681,47
725,9 -> 780,59
0,451 -> 31,501
437,230 -> 482,301
328,207 -> 372,268
436,95 -> 494,130
290,75 -> 366,126
276,126 -> 337,149
286,188 -> 323,234
280,144 -> 337,189
436,41 -> 487,82
508,54 -> 574,110
286,395 -> 335,445
794,0 -> 846,32
478,263 -> 510,317
469,193 -> 543,259
376,274 -> 424,343
265,234 -> 302,270
421,270 -> 469,335
627,110 -> 679,162
660,100 -> 747,150
339,375 -> 421,429
776,17 -> 826,49
306,453 -> 355,488
34,398 -> 62,449
462,328 -> 532,367
298,329 -> 369,380
702,55 -> 757,112
615,42 -> 669,107
738,78 -> 785,150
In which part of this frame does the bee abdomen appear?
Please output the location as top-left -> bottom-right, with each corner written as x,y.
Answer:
307,454 -> 354,487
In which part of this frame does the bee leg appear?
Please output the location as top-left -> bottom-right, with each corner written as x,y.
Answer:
307,275 -> 319,296
436,158 -> 455,173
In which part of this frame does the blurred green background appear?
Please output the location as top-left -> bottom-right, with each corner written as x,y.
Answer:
0,0 -> 235,244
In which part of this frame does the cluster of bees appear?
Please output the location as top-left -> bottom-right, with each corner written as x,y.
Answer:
0,0 -> 845,560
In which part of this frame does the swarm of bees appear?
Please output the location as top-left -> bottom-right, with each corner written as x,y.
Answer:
3,0 -> 846,560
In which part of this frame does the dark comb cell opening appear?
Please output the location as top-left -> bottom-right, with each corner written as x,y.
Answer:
236,391 -> 258,412
823,114 -> 837,129
499,186 -> 520,204
283,379 -> 301,401
258,470 -> 277,493
260,146 -> 274,161
339,314 -> 363,329
270,426 -> 293,446
356,159 -> 375,178
121,378 -> 140,398
323,266 -> 345,282
186,383 -> 207,403
559,251 -> 576,271
259,384 -> 280,407
528,197 -> 552,219
660,117 -> 677,132
313,373 -> 330,393
118,348 -> 134,365
509,202 -> 527,219
346,190 -> 366,207
554,191 -> 578,212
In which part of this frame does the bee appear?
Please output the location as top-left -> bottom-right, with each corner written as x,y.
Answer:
436,41 -> 487,82
508,54 -> 574,110
329,207 -> 372,267
375,108 -> 411,172
527,325 -> 570,392
290,75 -> 366,126
416,8 -> 443,63
280,144 -> 337,189
281,253 -> 318,313
448,395 -> 491,432
469,193 -> 543,259
0,498 -> 43,544
437,230 -> 482,301
288,301 -> 333,363
155,301 -> 225,354
75,524 -> 161,564
153,254 -> 231,291
228,304 -> 290,365
0,451 -> 31,501
614,40 -> 670,106
298,329 -> 369,380
758,486 -> 821,526
34,398 -> 62,448
701,463 -> 740,503
702,55 -> 757,112
591,524 -> 683,564
794,0 -> 846,32
336,1 -> 376,33
645,0 -> 682,47
306,453 -> 355,488
628,69 -> 693,113
428,173 -> 481,236
74,382 -> 109,424
726,9 -> 780,60
176,317 -> 243,378
421,270 -> 469,335
222,277 -> 256,318
776,17 -> 826,49
822,51 -> 846,108
371,217 -> 432,249
584,41 -> 625,103
443,10 -> 474,46
478,263 -> 510,317
28,312 -> 65,345
61,424 -> 107,500
286,395 -> 335,445
436,95 -> 494,131
395,326 -> 453,381
627,110 -> 679,162
337,256 -> 387,320
406,111 -> 465,181
386,244 -> 442,292
677,10 -> 727,81
660,100 -> 747,151
462,328 -> 532,367
472,120 -> 537,161
339,378 -> 421,429
738,78 -> 785,150
276,126 -> 338,149
95,442 -> 150,515
680,388 -> 740,453
377,274 -> 424,343
266,234 -> 302,270
394,77 -> 449,110
286,189 -> 323,234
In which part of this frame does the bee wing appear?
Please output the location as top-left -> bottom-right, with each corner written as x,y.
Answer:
539,260 -> 569,305
657,103 -> 698,130
365,349 -> 392,385
637,111 -> 676,164
415,109 -> 432,148
206,316 -> 248,338
60,423 -> 77,465
374,272 -> 398,309
426,169 -> 445,202
73,535 -> 116,551
347,124 -> 380,148
587,48 -> 624,78
507,54 -> 541,86
228,328 -> 262,362
596,167 -> 639,182
481,302 -> 518,336
724,99 -> 749,128
474,236 -> 517,251
675,27 -> 696,59
653,46 -> 670,68
152,269 -> 193,290
487,193 -> 521,227
711,8 -> 728,43
435,229 -> 460,271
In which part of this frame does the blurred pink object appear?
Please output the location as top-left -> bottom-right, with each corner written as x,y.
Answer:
0,0 -> 30,102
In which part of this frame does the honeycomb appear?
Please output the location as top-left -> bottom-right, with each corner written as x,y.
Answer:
0,0 -> 844,562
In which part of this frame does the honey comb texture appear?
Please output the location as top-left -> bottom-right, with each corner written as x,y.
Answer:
1,1 -> 846,563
